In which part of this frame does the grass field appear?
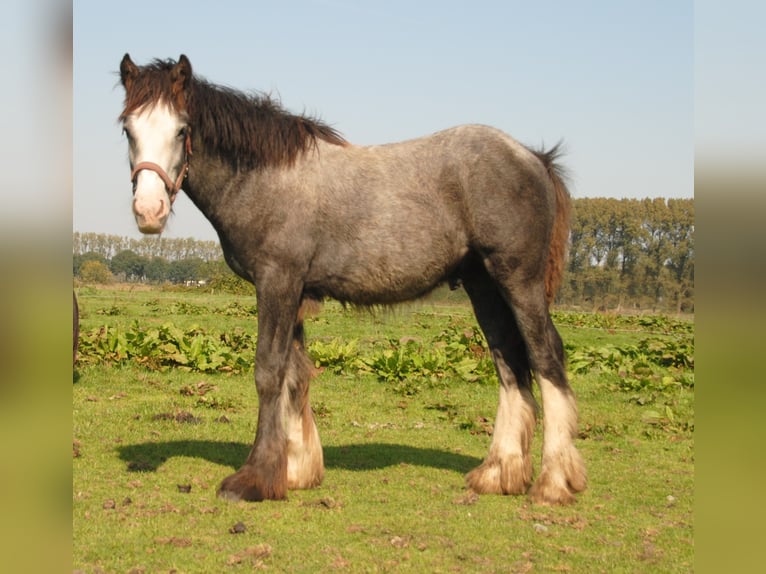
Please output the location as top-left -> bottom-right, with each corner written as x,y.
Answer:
73,286 -> 693,573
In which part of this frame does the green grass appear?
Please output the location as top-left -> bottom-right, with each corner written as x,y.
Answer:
73,286 -> 693,573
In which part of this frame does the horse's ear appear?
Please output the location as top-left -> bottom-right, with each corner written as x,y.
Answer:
120,53 -> 138,90
171,54 -> 192,108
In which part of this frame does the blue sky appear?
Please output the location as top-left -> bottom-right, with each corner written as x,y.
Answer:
73,0 -> 693,241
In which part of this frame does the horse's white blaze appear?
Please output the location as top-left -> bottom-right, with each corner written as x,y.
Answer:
124,103 -> 186,233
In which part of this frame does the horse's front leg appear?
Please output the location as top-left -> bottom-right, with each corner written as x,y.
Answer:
218,278 -> 302,502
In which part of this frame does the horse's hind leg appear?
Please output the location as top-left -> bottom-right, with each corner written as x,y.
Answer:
284,305 -> 324,490
463,264 -> 537,496
498,271 -> 587,504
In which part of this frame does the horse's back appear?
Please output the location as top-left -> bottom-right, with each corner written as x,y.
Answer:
345,125 -> 555,253
311,124 -> 544,205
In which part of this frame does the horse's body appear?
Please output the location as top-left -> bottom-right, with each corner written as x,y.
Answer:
201,126 -> 554,306
119,54 -> 586,505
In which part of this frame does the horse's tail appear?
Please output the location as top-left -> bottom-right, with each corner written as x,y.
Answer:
533,143 -> 572,305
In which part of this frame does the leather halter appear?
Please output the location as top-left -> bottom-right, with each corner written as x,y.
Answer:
130,128 -> 192,203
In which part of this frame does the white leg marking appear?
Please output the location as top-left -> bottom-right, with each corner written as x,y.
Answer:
466,375 -> 536,495
529,376 -> 586,504
490,382 -> 535,464
281,361 -> 324,491
285,402 -> 324,490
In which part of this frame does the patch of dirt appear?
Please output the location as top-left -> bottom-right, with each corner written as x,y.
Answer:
453,490 -> 479,505
152,411 -> 202,424
299,497 -> 343,510
389,535 -> 410,549
179,381 -> 217,396
517,509 -> 589,530
227,544 -> 273,566
155,536 -> 192,548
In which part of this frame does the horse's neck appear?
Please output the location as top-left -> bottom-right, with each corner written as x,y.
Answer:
182,145 -> 247,230
183,136 -> 348,232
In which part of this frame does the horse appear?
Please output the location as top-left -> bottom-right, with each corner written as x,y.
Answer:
118,54 -> 586,505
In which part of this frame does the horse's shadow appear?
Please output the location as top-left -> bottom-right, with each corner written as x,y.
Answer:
116,440 -> 481,475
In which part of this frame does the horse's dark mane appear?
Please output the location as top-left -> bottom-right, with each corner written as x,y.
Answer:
119,58 -> 347,170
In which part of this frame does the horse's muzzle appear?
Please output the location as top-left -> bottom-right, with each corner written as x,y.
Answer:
133,194 -> 168,234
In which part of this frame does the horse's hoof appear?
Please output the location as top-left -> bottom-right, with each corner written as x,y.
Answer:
465,455 -> 532,495
528,481 -> 577,505
528,468 -> 585,505
217,484 -> 245,502
217,468 -> 286,502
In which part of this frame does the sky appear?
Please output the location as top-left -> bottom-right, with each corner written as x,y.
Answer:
73,0 -> 694,242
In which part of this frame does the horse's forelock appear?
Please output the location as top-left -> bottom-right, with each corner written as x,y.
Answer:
119,59 -> 187,121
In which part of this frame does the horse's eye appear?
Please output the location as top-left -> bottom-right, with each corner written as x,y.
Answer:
123,127 -> 133,141
177,127 -> 188,139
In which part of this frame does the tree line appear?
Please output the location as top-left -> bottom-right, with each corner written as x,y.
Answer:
73,197 -> 693,312
559,197 -> 693,313
73,233 -> 221,262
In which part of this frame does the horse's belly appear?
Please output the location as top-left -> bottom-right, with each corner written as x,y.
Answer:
310,239 -> 468,305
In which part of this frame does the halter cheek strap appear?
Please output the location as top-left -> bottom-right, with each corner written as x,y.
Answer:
130,128 -> 192,203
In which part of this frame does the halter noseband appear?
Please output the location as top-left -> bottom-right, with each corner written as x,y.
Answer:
130,128 -> 192,203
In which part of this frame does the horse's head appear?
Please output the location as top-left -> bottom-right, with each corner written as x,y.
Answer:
119,54 -> 193,234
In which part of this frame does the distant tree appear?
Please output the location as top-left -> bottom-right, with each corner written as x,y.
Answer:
74,251 -> 109,277
665,199 -> 694,312
79,260 -> 113,284
167,257 -> 206,283
110,250 -> 148,282
144,257 -> 170,283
